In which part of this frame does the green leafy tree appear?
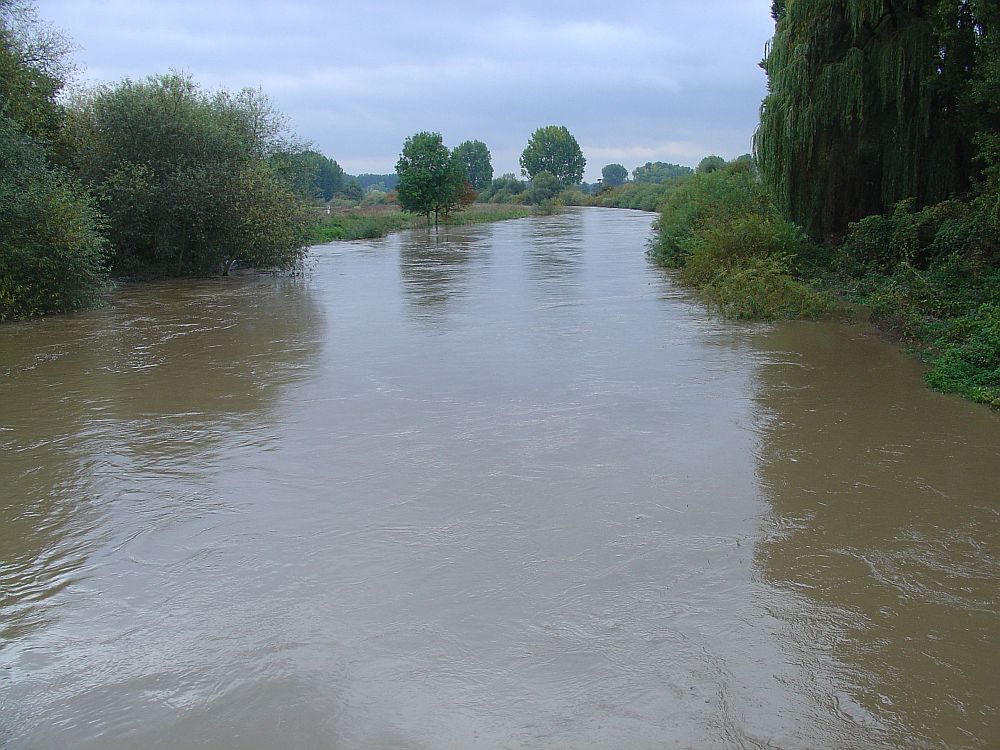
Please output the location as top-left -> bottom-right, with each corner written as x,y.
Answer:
632,161 -> 694,183
395,131 -> 467,225
0,0 -> 107,321
340,179 -> 364,201
355,173 -> 399,191
65,73 -> 312,276
272,149 -> 345,202
452,140 -> 493,191
0,115 -> 107,320
523,171 -> 562,205
478,173 -> 526,203
754,0 -> 991,238
520,125 -> 586,184
697,155 -> 726,174
0,0 -> 72,143
601,163 -> 628,186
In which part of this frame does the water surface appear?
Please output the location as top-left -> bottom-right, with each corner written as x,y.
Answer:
1,208 -> 998,748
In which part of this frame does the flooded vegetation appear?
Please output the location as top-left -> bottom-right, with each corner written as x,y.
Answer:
2,209 -> 998,748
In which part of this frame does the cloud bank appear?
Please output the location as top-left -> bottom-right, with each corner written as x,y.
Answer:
41,0 -> 775,180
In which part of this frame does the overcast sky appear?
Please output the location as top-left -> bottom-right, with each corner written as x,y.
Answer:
38,0 -> 776,181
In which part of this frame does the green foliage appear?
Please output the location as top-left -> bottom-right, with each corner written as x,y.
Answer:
650,158 -> 834,320
0,115 -> 107,320
837,199 -> 989,275
309,204 -> 530,243
632,161 -> 693,183
698,255 -> 837,320
520,125 -> 586,184
395,131 -> 467,224
522,171 -> 562,205
452,140 -> 493,191
66,73 -> 312,276
311,210 -> 423,242
271,149 -> 345,202
925,304 -> 1000,406
601,163 -> 628,187
653,159 -> 775,266
755,0 -> 992,238
696,155 -> 726,174
591,180 -> 684,211
0,0 -> 70,143
557,186 -> 589,206
354,173 -> 399,192
679,213 -> 811,286
340,179 -> 364,201
477,173 -> 526,203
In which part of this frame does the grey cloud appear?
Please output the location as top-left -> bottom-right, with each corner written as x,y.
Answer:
42,0 -> 774,179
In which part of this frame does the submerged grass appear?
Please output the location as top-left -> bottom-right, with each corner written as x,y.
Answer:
308,204 -> 531,244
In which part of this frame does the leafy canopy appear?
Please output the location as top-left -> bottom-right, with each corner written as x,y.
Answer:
601,164 -> 628,187
0,115 -> 107,320
271,149 -> 345,202
520,125 -> 586,184
754,0 -> 997,238
632,161 -> 693,184
395,131 -> 468,224
66,73 -> 312,276
452,140 -> 493,192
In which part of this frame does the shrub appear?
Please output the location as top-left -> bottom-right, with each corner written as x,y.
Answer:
0,116 -> 107,321
680,213 -> 811,286
838,199 -> 989,274
925,304 -> 1000,406
66,73 -> 313,277
522,171 -> 562,205
699,255 -> 837,320
653,165 -> 775,266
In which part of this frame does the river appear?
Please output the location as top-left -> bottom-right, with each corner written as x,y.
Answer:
1,208 -> 998,749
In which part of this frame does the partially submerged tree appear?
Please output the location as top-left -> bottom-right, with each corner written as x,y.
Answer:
0,0 -> 107,320
0,115 -> 107,320
395,131 -> 467,225
520,125 -> 586,184
66,73 -> 312,276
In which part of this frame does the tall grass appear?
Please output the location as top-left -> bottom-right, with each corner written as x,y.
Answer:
309,204 -> 530,243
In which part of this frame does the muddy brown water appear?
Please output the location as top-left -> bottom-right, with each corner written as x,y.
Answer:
1,208 -> 998,749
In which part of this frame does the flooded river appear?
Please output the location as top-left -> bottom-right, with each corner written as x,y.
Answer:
1,208 -> 998,749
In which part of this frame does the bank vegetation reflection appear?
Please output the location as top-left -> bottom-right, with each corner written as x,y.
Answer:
751,321 -> 1000,748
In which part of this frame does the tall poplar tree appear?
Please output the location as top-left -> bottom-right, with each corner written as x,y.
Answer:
754,0 -> 989,239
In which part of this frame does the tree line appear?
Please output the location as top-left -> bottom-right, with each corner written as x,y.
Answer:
394,125 -> 592,222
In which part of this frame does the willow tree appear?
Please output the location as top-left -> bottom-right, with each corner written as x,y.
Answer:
754,0 -> 986,239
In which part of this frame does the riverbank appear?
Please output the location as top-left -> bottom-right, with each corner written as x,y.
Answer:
309,204 -> 531,243
642,162 -> 1000,408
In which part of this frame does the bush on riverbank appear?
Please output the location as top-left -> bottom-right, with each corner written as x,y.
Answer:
823,197 -> 1000,405
590,181 -> 681,212
650,161 -> 836,320
66,74 -> 314,277
0,117 -> 108,321
649,154 -> 1000,404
